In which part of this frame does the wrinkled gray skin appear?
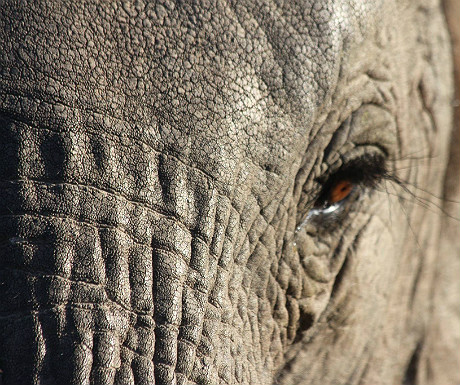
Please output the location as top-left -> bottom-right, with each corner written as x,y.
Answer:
0,1 -> 459,384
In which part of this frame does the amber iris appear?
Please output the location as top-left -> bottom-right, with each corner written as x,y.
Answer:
329,180 -> 353,203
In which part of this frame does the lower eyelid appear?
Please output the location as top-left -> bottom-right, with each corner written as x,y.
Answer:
313,203 -> 341,216
296,202 -> 341,232
296,184 -> 366,232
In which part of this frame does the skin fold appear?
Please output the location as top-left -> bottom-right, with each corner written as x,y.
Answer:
0,1 -> 458,384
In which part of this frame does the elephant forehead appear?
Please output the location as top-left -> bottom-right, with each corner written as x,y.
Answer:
0,0 -> 376,190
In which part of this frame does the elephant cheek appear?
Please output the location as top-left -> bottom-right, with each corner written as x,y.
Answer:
0,200 -> 221,384
0,127 -> 227,384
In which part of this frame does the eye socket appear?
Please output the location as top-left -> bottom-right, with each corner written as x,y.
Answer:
297,151 -> 389,231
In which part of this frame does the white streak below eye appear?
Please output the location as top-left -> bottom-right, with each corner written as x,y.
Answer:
9,237 -> 26,245
295,202 -> 341,233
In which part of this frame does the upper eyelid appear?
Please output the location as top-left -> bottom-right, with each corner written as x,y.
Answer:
320,152 -> 388,189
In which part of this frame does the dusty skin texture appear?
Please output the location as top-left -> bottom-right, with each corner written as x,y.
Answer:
0,1 -> 458,384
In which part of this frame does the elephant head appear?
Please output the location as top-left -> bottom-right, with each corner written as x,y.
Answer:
0,0 -> 458,384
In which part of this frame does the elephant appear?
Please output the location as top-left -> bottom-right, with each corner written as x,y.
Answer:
0,0 -> 459,384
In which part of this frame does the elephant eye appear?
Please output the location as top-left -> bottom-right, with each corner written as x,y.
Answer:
298,152 -> 389,230
328,180 -> 354,204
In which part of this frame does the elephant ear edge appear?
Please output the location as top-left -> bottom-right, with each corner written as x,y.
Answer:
417,1 -> 460,384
